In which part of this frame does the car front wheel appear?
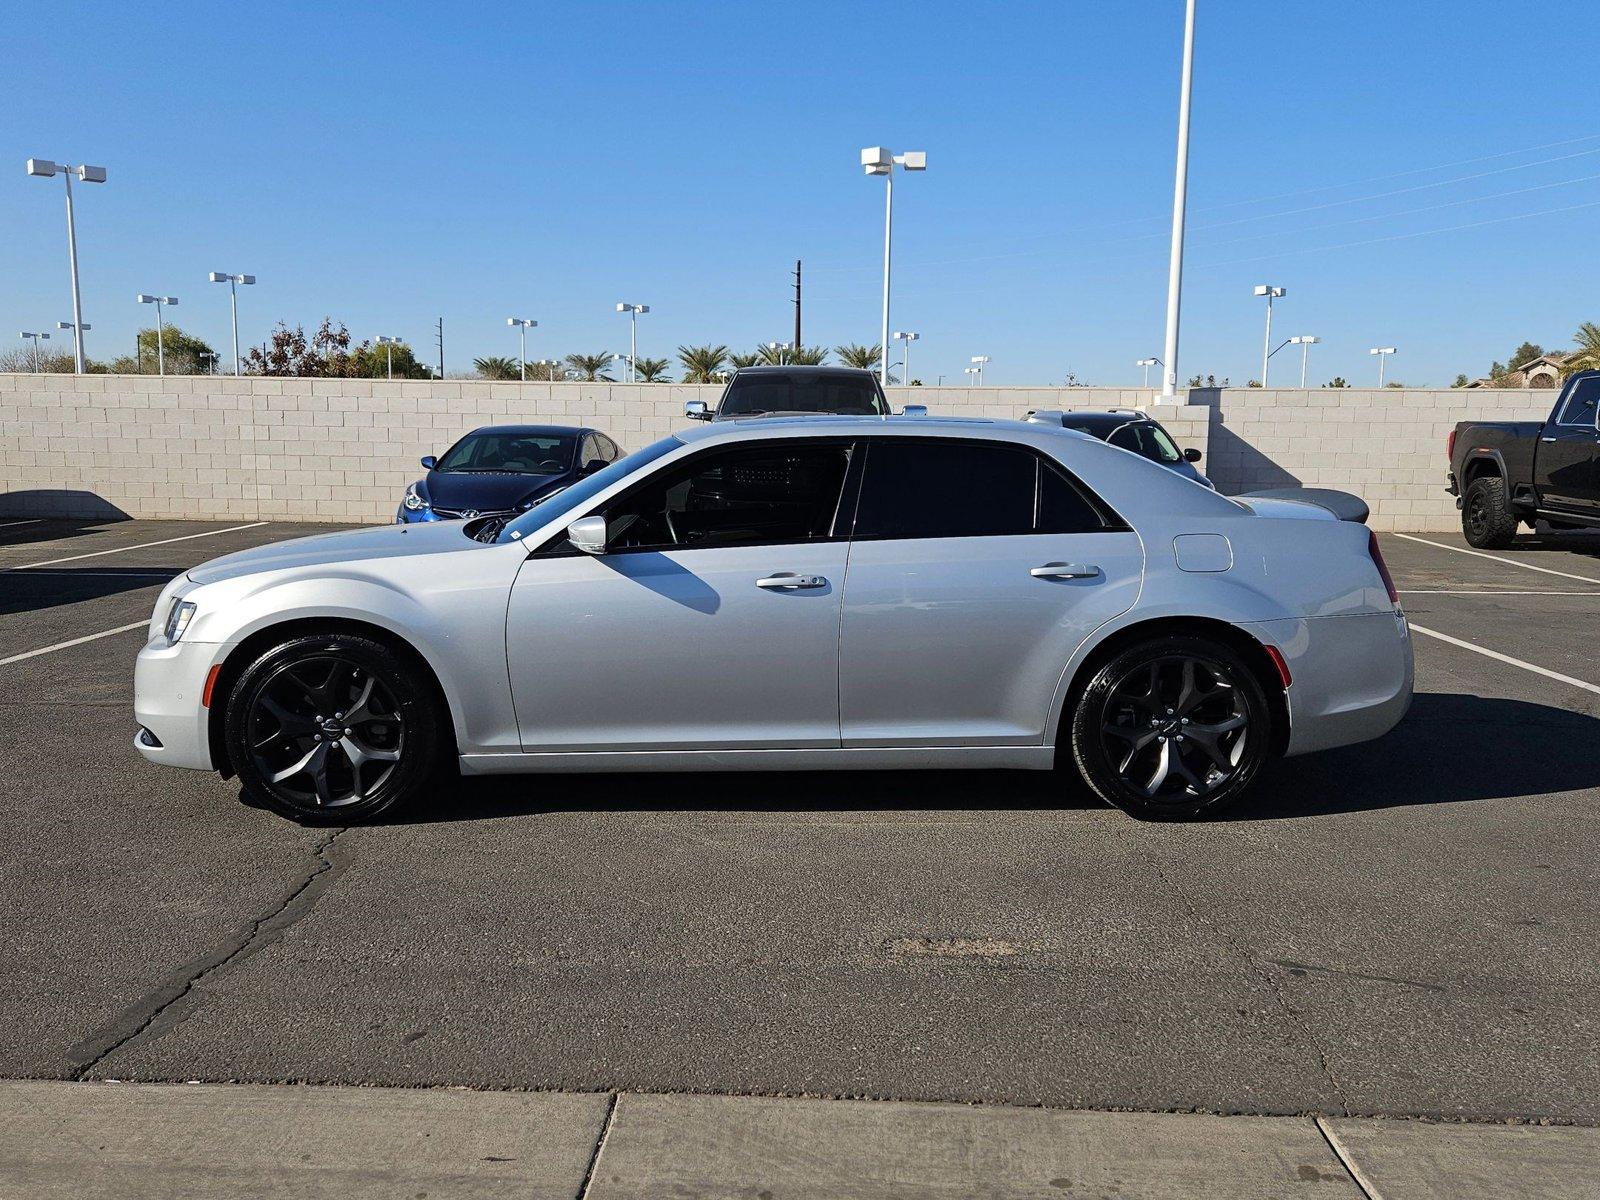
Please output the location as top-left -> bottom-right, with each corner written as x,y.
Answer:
1069,635 -> 1272,820
224,632 -> 442,824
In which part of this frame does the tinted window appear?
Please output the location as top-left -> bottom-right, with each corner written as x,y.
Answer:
855,442 -> 1036,539
437,431 -> 576,474
1559,377 -> 1598,428
719,373 -> 886,417
497,436 -> 681,544
1107,422 -> 1182,463
604,443 -> 852,551
1038,460 -> 1110,534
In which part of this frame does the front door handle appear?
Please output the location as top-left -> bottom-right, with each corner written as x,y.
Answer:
757,572 -> 828,590
1031,562 -> 1099,579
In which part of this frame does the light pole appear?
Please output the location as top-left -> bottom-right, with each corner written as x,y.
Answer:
19,331 -> 51,372
135,294 -> 178,376
27,159 -> 107,374
893,330 -> 919,382
375,335 -> 402,380
1160,0 -> 1196,398
861,146 -> 927,386
1136,356 -> 1161,388
615,302 -> 649,382
610,353 -> 628,381
1253,285 -> 1286,386
1370,346 -> 1397,386
208,272 -> 255,376
506,317 -> 538,380
1288,335 -> 1320,387
199,350 -> 219,374
963,366 -> 980,386
57,320 -> 91,367
970,355 -> 990,386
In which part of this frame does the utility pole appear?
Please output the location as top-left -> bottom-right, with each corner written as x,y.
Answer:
793,259 -> 802,349
435,317 -> 444,379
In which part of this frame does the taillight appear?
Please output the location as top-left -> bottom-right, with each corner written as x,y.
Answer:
1368,530 -> 1400,606
1447,429 -> 1457,461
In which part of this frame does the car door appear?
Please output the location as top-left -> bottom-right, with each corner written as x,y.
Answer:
1537,375 -> 1600,515
505,439 -> 855,752
837,437 -> 1144,747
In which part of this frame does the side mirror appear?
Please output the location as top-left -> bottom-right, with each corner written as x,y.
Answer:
581,458 -> 608,476
420,455 -> 438,470
901,404 -> 928,417
684,399 -> 711,421
566,515 -> 608,555
1184,448 -> 1203,463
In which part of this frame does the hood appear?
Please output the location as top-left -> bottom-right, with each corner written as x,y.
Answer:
187,520 -> 479,586
424,469 -> 571,513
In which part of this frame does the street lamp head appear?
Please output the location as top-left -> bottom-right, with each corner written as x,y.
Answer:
26,158 -> 59,178
970,355 -> 990,365
861,146 -> 893,175
1136,357 -> 1159,366
896,151 -> 927,171
77,165 -> 107,184
1370,346 -> 1396,355
1290,335 -> 1320,346
1253,284 -> 1286,298
57,321 -> 90,331
136,294 -> 155,304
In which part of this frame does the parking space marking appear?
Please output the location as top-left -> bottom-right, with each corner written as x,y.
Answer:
1402,589 -> 1600,595
1392,533 -> 1600,584
0,519 -> 44,529
1409,621 -> 1600,697
0,621 -> 148,668
15,569 -> 179,578
5,522 -> 268,570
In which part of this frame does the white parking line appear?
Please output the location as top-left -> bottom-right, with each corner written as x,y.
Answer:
1409,621 -> 1600,697
6,522 -> 268,570
0,621 -> 148,667
0,519 -> 44,529
1393,533 -> 1600,584
1402,589 -> 1600,595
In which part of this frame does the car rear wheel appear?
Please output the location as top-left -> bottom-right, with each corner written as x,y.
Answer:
224,632 -> 441,824
1069,635 -> 1272,821
1462,475 -> 1518,549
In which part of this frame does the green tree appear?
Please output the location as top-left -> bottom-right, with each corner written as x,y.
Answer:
789,345 -> 829,365
474,355 -> 521,380
634,356 -> 672,382
1186,374 -> 1229,387
834,343 -> 882,372
129,324 -> 217,374
729,350 -> 760,368
1451,373 -> 1470,387
1323,377 -> 1350,388
349,340 -> 431,379
1561,322 -> 1600,375
245,319 -> 369,376
1508,341 -> 1544,372
564,352 -> 616,381
677,344 -> 729,383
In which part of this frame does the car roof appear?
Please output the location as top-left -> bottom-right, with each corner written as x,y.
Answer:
463,424 -> 593,437
677,413 -> 1027,445
1051,412 -> 1155,433
728,365 -> 877,379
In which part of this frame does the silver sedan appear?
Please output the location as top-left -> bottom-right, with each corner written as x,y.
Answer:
134,415 -> 1413,822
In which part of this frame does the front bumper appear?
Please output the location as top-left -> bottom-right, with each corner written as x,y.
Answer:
133,636 -> 226,771
395,504 -> 443,524
1248,610 -> 1414,758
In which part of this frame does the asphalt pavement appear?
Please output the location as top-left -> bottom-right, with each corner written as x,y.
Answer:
1,516 -> 1597,1134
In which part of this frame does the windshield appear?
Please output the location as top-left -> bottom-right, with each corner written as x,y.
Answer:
494,435 -> 682,544
436,432 -> 577,475
1107,422 -> 1183,464
718,373 -> 887,418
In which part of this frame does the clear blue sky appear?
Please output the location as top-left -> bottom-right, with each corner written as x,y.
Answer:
4,0 -> 1593,387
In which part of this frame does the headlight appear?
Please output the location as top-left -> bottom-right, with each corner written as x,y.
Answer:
403,482 -> 427,511
164,599 -> 197,643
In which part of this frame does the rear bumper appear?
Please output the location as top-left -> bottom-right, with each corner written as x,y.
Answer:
133,637 -> 224,771
1246,611 -> 1413,757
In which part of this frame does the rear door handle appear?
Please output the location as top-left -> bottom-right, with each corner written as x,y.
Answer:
757,572 -> 828,590
1031,562 -> 1099,579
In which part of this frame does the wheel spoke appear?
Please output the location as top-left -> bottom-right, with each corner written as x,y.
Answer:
308,742 -> 336,806
342,675 -> 378,725
270,744 -> 319,785
1139,741 -> 1174,797
259,693 -> 315,738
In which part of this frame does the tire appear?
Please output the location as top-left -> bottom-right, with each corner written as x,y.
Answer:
1069,635 -> 1272,821
1462,475 -> 1518,549
224,632 -> 442,824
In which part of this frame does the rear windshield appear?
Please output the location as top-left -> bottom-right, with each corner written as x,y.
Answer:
718,373 -> 887,418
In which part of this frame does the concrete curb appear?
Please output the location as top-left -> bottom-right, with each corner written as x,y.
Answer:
2,1080 -> 1597,1199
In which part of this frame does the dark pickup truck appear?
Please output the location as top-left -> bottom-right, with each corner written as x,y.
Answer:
1447,368 -> 1600,547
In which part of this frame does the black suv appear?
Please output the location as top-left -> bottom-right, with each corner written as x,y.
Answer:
685,366 -> 891,421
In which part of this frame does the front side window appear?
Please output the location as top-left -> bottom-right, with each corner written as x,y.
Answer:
495,435 -> 682,544
437,432 -> 576,475
1107,422 -> 1183,464
1558,377 -> 1599,428
602,442 -> 853,551
852,440 -> 1116,539
718,373 -> 887,418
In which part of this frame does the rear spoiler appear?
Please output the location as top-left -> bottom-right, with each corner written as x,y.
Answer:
1235,487 -> 1370,524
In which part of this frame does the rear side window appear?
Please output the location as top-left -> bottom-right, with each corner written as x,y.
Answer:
1558,377 -> 1598,428
853,440 -> 1117,539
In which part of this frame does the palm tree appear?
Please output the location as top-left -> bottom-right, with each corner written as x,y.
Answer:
790,345 -> 829,366
729,350 -> 760,368
676,344 -> 729,384
635,356 -> 672,382
1562,322 -> 1600,376
565,352 -> 615,382
834,343 -> 882,372
473,355 -> 520,381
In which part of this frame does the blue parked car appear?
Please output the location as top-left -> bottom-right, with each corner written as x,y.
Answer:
397,425 -> 624,524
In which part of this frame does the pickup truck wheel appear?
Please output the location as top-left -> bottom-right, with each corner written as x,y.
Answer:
1462,476 -> 1518,549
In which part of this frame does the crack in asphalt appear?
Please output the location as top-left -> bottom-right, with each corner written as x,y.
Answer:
1144,854 -> 1355,1117
65,828 -> 350,1079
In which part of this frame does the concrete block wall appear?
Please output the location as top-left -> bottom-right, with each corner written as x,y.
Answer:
0,372 -> 1551,530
